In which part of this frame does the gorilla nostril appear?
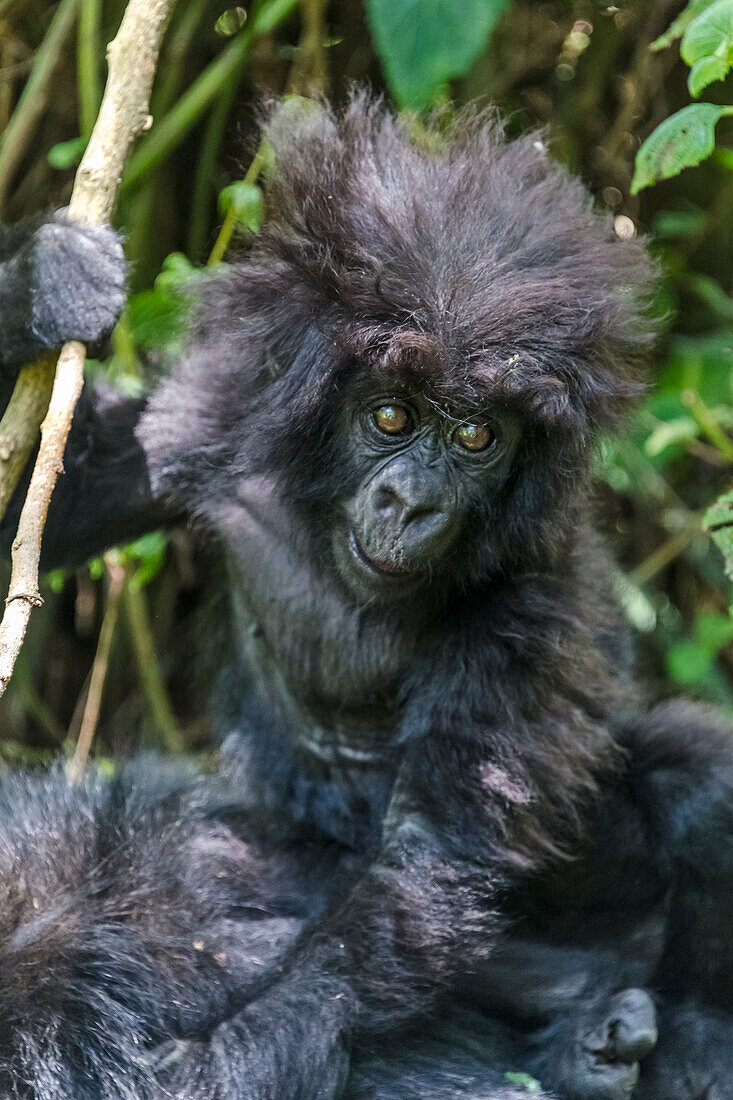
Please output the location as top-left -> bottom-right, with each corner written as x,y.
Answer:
374,486 -> 403,516
408,506 -> 447,536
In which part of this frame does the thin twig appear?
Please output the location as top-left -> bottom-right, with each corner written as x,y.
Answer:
67,554 -> 125,783
0,0 -> 177,697
630,521 -> 703,587
288,0 -> 328,98
123,579 -> 183,753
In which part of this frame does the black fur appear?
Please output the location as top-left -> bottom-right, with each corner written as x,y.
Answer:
0,209 -> 125,370
0,97 -> 731,1099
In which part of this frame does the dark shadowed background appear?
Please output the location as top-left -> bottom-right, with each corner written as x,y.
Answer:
0,0 -> 730,764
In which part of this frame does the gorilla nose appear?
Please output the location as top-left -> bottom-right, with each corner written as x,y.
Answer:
373,484 -> 451,549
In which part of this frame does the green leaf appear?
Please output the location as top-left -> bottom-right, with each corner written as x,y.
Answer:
218,181 -> 264,233
681,0 -> 733,92
666,639 -> 715,685
215,7 -> 247,37
714,146 -> 733,169
48,135 -> 87,169
365,0 -> 510,108
120,531 -> 168,589
653,208 -> 708,238
504,1072 -> 542,1094
651,0 -> 720,50
658,330 -> 733,406
631,103 -> 727,193
644,415 -> 698,457
688,54 -> 730,94
696,610 -> 733,651
682,0 -> 733,61
704,488 -> 733,580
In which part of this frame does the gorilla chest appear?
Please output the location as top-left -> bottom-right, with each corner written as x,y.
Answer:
230,579 -> 413,767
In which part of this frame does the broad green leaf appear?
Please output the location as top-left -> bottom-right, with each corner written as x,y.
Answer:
681,0 -> 733,92
688,54 -> 730,94
682,0 -> 733,63
365,0 -> 510,108
651,0 -> 719,50
631,103 -> 727,193
704,488 -> 733,580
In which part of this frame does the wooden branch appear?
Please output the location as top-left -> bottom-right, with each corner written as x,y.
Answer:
0,0 -> 176,697
67,552 -> 126,784
0,354 -> 56,519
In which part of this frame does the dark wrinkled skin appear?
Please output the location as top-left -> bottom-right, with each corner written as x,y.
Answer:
0,99 -> 732,1100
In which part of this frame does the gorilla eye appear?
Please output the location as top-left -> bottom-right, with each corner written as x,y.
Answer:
373,405 -> 412,436
453,423 -> 496,453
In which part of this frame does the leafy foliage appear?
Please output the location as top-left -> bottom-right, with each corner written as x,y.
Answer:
681,0 -> 733,95
704,490 -> 733,580
632,103 -> 729,191
651,0 -> 720,51
364,0 -> 510,107
634,0 -> 733,190
632,0 -> 733,643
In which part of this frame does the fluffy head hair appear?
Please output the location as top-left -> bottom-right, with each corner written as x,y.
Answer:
142,96 -> 657,564
257,96 -> 656,426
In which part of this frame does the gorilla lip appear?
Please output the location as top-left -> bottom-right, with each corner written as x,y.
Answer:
348,528 -> 413,579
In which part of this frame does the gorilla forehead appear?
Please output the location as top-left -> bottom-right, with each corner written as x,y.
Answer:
256,94 -> 657,429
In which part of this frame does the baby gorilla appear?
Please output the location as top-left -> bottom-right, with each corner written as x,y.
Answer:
0,98 -> 732,1099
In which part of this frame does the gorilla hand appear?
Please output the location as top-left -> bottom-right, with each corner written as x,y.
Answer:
0,209 -> 126,368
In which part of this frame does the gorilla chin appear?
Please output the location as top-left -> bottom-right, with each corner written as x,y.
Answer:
332,522 -> 428,601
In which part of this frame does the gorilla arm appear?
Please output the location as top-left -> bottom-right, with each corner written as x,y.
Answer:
153,717 -> 613,1100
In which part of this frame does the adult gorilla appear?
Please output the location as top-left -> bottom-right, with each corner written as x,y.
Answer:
0,98 -> 730,1100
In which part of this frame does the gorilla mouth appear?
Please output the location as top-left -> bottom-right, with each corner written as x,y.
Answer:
348,528 -> 414,579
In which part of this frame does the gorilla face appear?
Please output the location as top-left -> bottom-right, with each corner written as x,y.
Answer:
330,385 -> 520,602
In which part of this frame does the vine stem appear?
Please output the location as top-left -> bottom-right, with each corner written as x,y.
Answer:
67,553 -> 126,784
0,0 -> 177,697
